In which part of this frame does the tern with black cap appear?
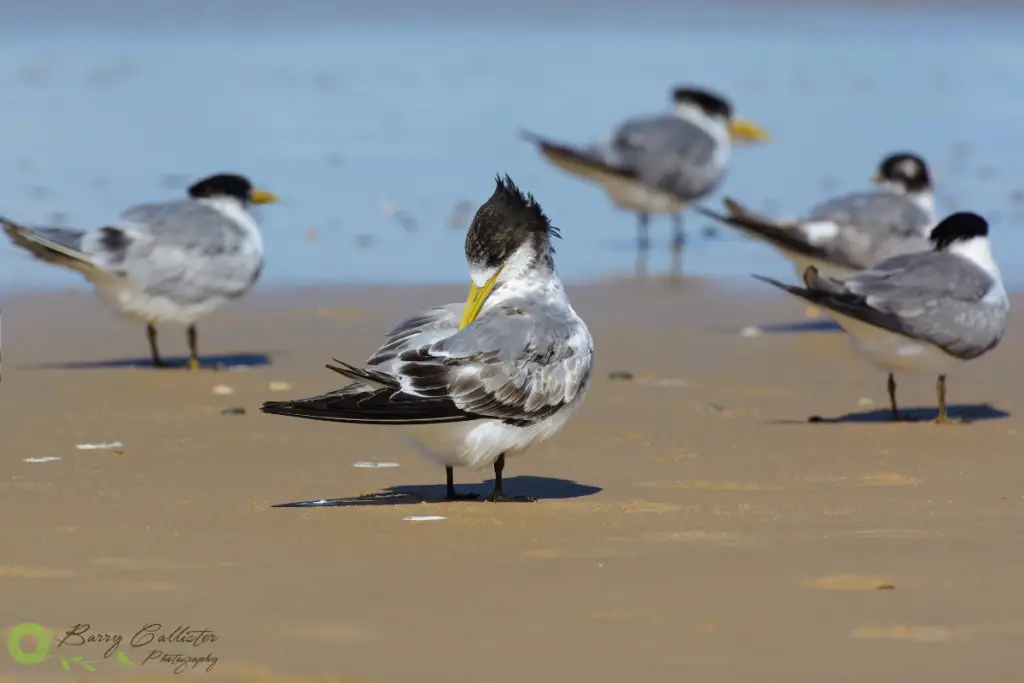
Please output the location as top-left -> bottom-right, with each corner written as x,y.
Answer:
520,85 -> 769,279
699,152 -> 937,281
754,211 -> 1008,423
1,173 -> 278,369
262,175 -> 594,502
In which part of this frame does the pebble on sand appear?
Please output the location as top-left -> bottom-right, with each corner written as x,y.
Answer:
608,370 -> 634,381
740,326 -> 763,338
268,381 -> 292,392
212,385 -> 235,396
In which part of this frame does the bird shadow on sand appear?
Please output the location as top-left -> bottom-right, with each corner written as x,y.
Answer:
771,403 -> 1010,425
25,352 -> 274,371
272,475 -> 603,508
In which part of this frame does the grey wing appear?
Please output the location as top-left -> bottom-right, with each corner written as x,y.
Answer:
609,115 -> 724,199
838,253 -> 1007,358
367,303 -> 463,371
318,303 -> 464,399
806,191 -> 934,266
81,200 -> 262,303
391,299 -> 594,425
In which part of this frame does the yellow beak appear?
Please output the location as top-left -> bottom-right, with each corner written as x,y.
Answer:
870,173 -> 883,183
458,269 -> 502,330
728,119 -> 771,143
249,189 -> 279,204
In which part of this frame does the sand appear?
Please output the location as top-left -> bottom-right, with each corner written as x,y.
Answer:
1,278 -> 1022,682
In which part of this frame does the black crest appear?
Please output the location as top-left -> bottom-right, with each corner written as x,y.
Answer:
930,212 -> 988,251
464,175 -> 561,270
878,152 -> 931,192
188,173 -> 254,202
671,86 -> 733,120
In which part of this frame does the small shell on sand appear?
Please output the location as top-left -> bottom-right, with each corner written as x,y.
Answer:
268,381 -> 292,392
740,326 -> 763,338
212,385 -> 235,396
76,442 -> 123,450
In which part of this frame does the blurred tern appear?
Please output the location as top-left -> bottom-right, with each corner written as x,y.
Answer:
520,85 -> 769,278
1,174 -> 278,369
699,152 -> 936,280
262,175 -> 594,502
755,212 -> 1007,423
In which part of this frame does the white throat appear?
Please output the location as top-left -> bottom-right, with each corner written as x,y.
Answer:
949,236 -> 1002,281
907,189 -> 935,218
673,103 -> 731,167
880,181 -> 935,218
674,103 -> 724,137
197,195 -> 265,254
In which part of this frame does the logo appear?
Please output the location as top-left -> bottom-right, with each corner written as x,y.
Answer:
7,622 -> 219,674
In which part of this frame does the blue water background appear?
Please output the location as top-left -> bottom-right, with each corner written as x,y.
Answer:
1,7 -> 1023,291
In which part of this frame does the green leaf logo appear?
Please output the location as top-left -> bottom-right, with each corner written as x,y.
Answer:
116,651 -> 136,667
60,659 -> 71,673
7,622 -> 52,665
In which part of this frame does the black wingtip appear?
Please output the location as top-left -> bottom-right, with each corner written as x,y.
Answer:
0,214 -> 27,234
751,273 -> 784,288
260,400 -> 294,415
692,203 -> 729,222
517,128 -> 543,143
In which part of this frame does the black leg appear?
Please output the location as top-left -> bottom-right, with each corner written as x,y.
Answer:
670,212 -> 685,281
934,374 -> 960,424
147,324 -> 166,368
484,453 -> 536,503
635,213 -> 650,278
445,466 -> 480,501
187,325 -> 200,371
887,373 -> 917,422
887,372 -> 900,420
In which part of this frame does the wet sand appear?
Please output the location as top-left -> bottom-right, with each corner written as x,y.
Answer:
1,278 -> 1022,681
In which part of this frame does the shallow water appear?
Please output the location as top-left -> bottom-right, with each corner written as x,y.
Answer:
1,7 -> 1024,292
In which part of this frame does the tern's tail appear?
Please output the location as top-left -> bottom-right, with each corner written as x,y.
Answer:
695,198 -> 813,252
517,129 -> 626,182
1,215 -> 93,272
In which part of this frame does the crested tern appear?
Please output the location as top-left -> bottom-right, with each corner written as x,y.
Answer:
1,173 -> 278,369
520,85 -> 769,279
699,152 -> 936,280
261,175 -> 594,502
755,212 -> 1008,423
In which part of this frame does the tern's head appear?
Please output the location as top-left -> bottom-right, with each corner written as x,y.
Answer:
458,175 -> 561,329
671,85 -> 770,145
929,211 -> 1000,279
929,212 -> 988,252
188,173 -> 279,206
872,153 -> 931,194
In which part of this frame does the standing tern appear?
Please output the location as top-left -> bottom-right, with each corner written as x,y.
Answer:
699,152 -> 936,280
520,85 -> 769,279
261,175 -> 594,502
1,173 -> 278,369
755,212 -> 1008,423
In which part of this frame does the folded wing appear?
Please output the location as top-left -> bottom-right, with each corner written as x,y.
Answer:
262,297 -> 593,427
